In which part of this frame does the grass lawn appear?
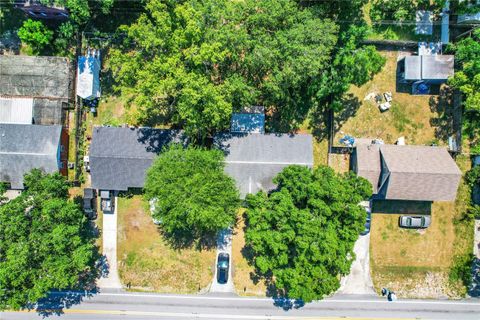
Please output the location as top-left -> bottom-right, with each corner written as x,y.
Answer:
232,212 -> 267,296
117,194 -> 216,293
334,51 -> 445,146
370,156 -> 474,298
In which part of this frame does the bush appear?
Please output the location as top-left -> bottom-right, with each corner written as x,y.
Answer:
17,19 -> 53,54
449,253 -> 474,290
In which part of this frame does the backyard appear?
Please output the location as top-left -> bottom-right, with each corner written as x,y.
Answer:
117,194 -> 216,293
370,156 -> 474,298
333,50 -> 449,146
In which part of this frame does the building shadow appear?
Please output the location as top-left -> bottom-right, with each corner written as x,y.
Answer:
372,199 -> 432,214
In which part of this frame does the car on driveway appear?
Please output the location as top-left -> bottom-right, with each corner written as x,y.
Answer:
360,201 -> 371,236
399,215 -> 431,229
100,190 -> 114,213
83,188 -> 97,220
217,253 -> 229,284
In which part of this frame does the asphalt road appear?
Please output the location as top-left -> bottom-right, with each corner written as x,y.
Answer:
2,291 -> 480,319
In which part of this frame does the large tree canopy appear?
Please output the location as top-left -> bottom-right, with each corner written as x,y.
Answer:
110,0 -> 339,140
448,29 -> 480,153
0,170 -> 98,311
144,145 -> 240,247
244,166 -> 372,302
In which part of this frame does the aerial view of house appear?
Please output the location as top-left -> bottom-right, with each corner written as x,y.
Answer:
0,123 -> 63,189
1,0 -> 479,319
353,142 -> 461,202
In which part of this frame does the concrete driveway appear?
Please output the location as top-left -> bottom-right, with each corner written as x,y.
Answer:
97,196 -> 122,290
337,233 -> 375,295
209,228 -> 235,293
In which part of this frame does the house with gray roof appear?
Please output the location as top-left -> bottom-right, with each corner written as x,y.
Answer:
352,142 -> 461,202
0,55 -> 72,125
89,126 -> 185,191
214,132 -> 313,198
0,124 -> 63,189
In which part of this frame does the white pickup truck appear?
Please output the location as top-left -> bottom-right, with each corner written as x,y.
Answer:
100,190 -> 114,213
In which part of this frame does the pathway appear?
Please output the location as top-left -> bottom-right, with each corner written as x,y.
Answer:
97,196 -> 122,290
209,228 -> 235,293
337,233 -> 376,295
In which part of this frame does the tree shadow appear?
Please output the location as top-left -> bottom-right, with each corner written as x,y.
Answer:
429,86 -> 455,142
240,211 -> 306,310
309,93 -> 361,142
469,257 -> 480,297
33,290 -> 98,317
160,228 -> 218,251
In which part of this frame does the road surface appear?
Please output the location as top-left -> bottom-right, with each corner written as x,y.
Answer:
2,291 -> 480,319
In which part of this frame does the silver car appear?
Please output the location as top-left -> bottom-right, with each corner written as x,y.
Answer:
398,215 -> 431,229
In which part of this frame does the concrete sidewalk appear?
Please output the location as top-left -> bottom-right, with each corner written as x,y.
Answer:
337,234 -> 376,295
97,196 -> 122,289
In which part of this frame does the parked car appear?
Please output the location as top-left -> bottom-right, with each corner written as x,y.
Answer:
360,201 -> 371,236
398,215 -> 431,229
100,190 -> 114,213
217,253 -> 229,284
83,188 -> 97,220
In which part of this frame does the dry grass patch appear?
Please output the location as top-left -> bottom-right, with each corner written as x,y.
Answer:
335,51 -> 442,146
328,153 -> 350,174
117,195 -> 215,293
232,213 -> 267,296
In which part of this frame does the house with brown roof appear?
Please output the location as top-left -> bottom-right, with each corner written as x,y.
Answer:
352,142 -> 461,202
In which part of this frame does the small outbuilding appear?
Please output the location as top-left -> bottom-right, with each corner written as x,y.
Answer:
230,106 -> 265,133
77,49 -> 101,100
401,55 -> 454,83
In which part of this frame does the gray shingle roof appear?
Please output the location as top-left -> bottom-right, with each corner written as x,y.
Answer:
355,144 -> 461,201
89,126 -> 185,191
0,124 -> 62,189
213,132 -> 313,197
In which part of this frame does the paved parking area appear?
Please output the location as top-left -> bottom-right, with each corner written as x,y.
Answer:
209,229 -> 235,293
337,234 -> 375,295
97,196 -> 122,289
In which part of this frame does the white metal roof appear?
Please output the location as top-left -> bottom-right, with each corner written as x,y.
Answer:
77,50 -> 101,100
0,97 -> 33,124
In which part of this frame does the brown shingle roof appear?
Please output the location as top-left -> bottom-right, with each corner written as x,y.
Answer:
354,144 -> 461,201
355,144 -> 381,193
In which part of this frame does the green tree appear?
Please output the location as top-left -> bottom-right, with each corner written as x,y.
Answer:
244,166 -> 372,302
17,19 -> 53,54
39,0 -> 114,24
144,145 -> 240,247
0,169 -> 99,311
448,29 -> 480,153
109,0 -> 339,140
